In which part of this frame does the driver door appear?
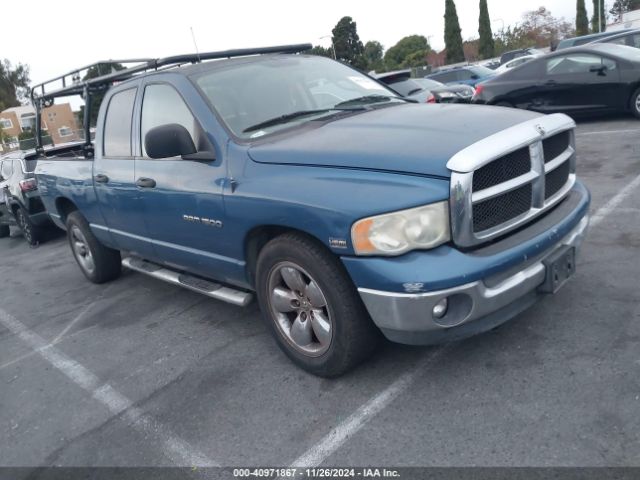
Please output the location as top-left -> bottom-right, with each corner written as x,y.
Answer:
134,78 -> 229,279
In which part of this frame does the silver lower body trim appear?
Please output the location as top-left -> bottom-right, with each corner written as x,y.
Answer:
358,215 -> 589,336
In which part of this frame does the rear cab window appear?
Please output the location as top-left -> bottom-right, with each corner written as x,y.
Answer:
103,88 -> 137,157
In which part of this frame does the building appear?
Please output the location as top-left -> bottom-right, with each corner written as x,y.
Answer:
0,103 -> 80,151
608,8 -> 640,31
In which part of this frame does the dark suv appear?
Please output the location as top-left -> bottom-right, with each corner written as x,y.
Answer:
0,150 -> 55,244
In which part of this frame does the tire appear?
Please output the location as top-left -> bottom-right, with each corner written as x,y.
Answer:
631,88 -> 640,120
0,224 -> 9,238
15,206 -> 43,246
255,232 -> 380,377
65,211 -> 121,283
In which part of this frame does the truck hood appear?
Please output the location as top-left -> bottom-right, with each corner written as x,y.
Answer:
248,103 -> 541,178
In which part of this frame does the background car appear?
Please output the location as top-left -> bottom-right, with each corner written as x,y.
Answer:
556,29 -> 634,50
472,43 -> 640,119
499,47 -> 545,64
591,28 -> 640,49
494,55 -> 539,74
0,149 -> 56,244
425,65 -> 496,87
373,70 -> 474,103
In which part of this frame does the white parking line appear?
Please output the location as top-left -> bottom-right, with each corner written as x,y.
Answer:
0,308 -> 219,467
286,347 -> 449,470
286,172 -> 640,470
590,172 -> 640,228
575,128 -> 640,136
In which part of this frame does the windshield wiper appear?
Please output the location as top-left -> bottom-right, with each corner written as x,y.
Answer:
243,109 -> 342,133
334,94 -> 409,108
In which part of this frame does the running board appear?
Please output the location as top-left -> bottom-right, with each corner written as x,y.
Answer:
122,257 -> 253,307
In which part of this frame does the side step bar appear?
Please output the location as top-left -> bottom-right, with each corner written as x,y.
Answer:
122,257 -> 253,307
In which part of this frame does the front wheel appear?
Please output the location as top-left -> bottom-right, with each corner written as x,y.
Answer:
15,207 -> 42,246
66,211 -> 121,283
256,232 -> 380,377
631,88 -> 640,120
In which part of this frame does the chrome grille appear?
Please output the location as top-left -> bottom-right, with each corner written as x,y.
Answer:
545,160 -> 570,199
542,130 -> 570,163
472,147 -> 530,191
473,184 -> 532,232
448,114 -> 577,247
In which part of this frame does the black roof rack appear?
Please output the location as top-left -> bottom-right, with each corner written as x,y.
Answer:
30,43 -> 312,156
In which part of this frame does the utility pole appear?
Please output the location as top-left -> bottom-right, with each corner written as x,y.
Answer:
598,0 -> 602,32
319,35 -> 336,60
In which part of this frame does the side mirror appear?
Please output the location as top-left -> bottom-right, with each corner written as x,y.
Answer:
145,124 -> 196,159
470,74 -> 480,80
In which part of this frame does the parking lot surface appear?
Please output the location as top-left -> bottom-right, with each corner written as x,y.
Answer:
1,116 -> 639,469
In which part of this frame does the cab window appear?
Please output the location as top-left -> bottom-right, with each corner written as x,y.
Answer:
103,88 -> 137,157
140,84 -> 198,158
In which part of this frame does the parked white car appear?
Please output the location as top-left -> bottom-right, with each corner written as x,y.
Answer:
494,55 -> 538,74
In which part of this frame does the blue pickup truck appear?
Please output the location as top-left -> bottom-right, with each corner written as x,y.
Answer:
33,45 -> 590,376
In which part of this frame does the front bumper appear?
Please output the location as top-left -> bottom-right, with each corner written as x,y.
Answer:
353,183 -> 590,345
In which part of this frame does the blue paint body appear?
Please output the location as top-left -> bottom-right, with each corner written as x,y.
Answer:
35,59 -> 589,296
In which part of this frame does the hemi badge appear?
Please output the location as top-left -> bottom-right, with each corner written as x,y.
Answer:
329,238 -> 348,249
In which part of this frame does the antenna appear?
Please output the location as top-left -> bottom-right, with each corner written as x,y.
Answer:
190,27 -> 201,62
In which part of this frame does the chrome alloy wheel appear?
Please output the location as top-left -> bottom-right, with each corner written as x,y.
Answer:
635,93 -> 640,114
70,225 -> 95,274
266,262 -> 333,356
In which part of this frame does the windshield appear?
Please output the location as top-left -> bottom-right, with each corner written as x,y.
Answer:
383,77 -> 424,96
414,78 -> 444,89
193,55 -> 402,139
469,66 -> 495,76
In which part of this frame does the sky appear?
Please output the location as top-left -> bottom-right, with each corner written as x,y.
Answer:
5,0 -> 608,108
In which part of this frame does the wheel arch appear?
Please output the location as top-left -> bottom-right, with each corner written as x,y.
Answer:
55,197 -> 79,223
244,225 -> 333,289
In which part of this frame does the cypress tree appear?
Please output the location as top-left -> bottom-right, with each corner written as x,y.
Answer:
576,0 -> 589,35
591,0 -> 606,32
444,0 -> 465,63
478,0 -> 494,59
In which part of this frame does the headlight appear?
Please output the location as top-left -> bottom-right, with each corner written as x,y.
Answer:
351,201 -> 450,256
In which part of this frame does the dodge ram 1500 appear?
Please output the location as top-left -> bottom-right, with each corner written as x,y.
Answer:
33,45 -> 590,376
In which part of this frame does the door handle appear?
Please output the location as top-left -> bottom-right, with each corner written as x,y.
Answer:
136,177 -> 156,188
94,174 -> 109,183
544,80 -> 557,86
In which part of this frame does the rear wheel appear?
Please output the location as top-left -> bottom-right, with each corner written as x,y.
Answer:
0,225 -> 9,238
66,211 -> 121,283
256,232 -> 380,377
631,88 -> 640,120
15,207 -> 42,246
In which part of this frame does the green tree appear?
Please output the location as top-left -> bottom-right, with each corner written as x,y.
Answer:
609,0 -> 640,21
576,0 -> 590,35
0,60 -> 30,112
478,0 -> 495,59
444,0 -> 465,64
493,7 -> 574,54
331,16 -> 366,69
363,41 -> 385,72
591,0 -> 607,32
384,35 -> 430,70
307,45 -> 332,58
77,63 -> 125,127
